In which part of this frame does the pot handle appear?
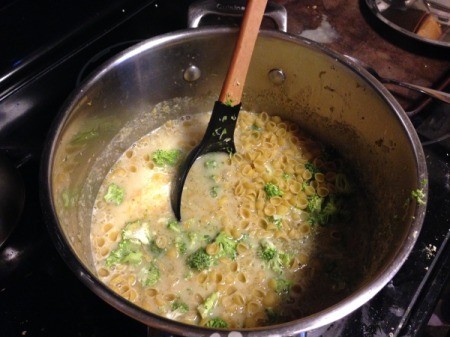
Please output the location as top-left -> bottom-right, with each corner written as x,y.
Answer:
188,0 -> 287,32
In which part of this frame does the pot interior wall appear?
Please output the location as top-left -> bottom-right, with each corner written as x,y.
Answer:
49,30 -> 423,317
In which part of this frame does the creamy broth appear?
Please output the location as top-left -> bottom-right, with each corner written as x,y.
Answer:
90,111 -> 368,329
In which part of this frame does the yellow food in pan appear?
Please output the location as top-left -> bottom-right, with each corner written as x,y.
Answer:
90,111 -> 369,329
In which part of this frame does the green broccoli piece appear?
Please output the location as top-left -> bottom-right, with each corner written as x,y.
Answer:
274,278 -> 292,295
322,197 -> 338,216
210,186 -> 219,198
104,183 -> 124,205
307,195 -> 323,213
198,292 -> 218,319
106,221 -> 152,267
187,232 -> 198,245
175,237 -> 187,255
259,240 -> 292,274
305,161 -> 320,174
301,181 -> 309,191
279,252 -> 292,267
187,248 -> 214,271
307,195 -> 332,226
106,239 -> 142,267
308,195 -> 350,226
139,262 -> 160,287
166,300 -> 189,319
152,149 -> 181,167
265,308 -> 281,324
214,231 -> 238,260
205,317 -> 228,328
204,160 -> 218,169
260,240 -> 277,261
149,240 -> 165,256
122,220 -> 151,245
167,219 -> 181,232
264,183 -> 284,198
268,216 -> 283,229
184,231 -> 212,248
411,188 -> 426,205
318,197 -> 340,225
172,300 -> 189,313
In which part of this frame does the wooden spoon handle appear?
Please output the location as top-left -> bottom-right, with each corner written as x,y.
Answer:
219,0 -> 268,106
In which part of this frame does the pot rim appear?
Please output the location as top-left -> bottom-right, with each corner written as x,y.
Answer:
40,26 -> 428,336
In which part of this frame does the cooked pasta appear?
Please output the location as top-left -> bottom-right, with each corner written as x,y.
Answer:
90,110 -> 369,329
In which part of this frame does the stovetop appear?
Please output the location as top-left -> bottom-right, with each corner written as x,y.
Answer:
0,1 -> 449,337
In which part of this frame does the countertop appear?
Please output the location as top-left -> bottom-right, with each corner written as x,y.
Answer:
277,0 -> 450,113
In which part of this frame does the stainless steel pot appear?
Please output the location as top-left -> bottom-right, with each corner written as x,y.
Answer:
40,27 -> 427,336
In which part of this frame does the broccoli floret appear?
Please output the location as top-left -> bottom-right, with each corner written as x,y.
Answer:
279,252 -> 292,267
106,221 -> 152,267
305,161 -> 320,174
282,173 -> 290,180
411,188 -> 426,205
265,308 -> 281,324
106,239 -> 142,267
198,292 -> 218,319
104,183 -> 124,205
122,220 -> 151,245
322,198 -> 338,216
214,231 -> 238,260
204,160 -> 218,169
301,181 -> 309,191
210,186 -> 219,198
149,240 -> 165,256
307,195 -> 323,213
185,232 -> 238,270
259,240 -> 292,274
175,237 -> 187,255
139,262 -> 160,287
187,248 -> 214,271
167,300 -> 189,320
205,317 -> 228,328
187,232 -> 198,245
307,195 -> 332,226
172,300 -> 189,313
152,149 -> 181,167
317,197 -> 339,225
239,233 -> 250,242
167,219 -> 181,232
308,195 -> 350,226
264,183 -> 284,198
185,231 -> 210,248
260,240 -> 277,261
274,278 -> 292,295
268,216 -> 283,229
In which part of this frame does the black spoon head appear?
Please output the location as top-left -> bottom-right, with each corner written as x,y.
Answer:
170,101 -> 241,220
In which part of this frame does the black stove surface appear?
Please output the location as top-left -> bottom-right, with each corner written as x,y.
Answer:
0,1 -> 449,337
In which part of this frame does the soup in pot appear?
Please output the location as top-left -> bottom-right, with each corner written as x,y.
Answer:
90,111 -> 369,329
